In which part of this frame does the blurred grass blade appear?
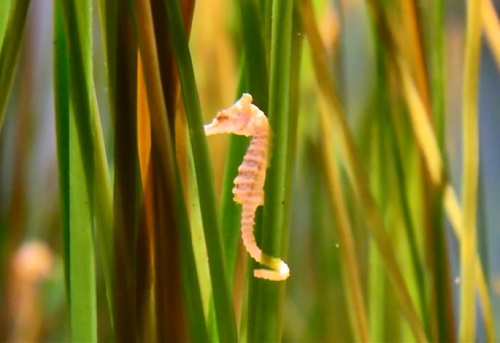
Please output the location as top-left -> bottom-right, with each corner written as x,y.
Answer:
162,0 -> 238,341
0,0 -> 12,43
135,52 -> 156,342
396,59 -> 451,342
0,0 -> 30,131
137,53 -> 152,190
53,3 -> 97,341
427,1 -> 455,328
111,5 -> 141,340
482,0 -> 500,71
459,0 -> 482,340
96,0 -> 118,109
387,99 -> 430,337
246,0 -> 294,342
368,10 -> 494,339
429,0 -> 446,147
130,0 -> 211,341
298,0 -> 427,341
400,58 -> 495,341
366,17 -> 464,338
367,13 -> 490,338
443,187 -> 496,342
399,0 -> 430,113
318,96 -> 369,342
397,60 -> 445,188
53,0 -> 70,299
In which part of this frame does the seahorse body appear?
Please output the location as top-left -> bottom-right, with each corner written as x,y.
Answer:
204,94 -> 290,281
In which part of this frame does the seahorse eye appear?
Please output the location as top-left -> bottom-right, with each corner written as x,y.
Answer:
217,114 -> 228,122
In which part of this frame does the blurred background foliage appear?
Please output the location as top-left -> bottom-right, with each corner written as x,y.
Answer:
0,0 -> 499,342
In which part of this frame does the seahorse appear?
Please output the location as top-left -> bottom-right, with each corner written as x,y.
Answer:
204,93 -> 290,281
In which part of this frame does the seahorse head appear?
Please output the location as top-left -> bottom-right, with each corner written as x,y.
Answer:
204,93 -> 265,137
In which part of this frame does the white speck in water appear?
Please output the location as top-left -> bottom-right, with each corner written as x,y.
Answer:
454,277 -> 460,285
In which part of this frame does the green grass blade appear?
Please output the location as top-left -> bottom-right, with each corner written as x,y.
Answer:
246,0 -> 294,342
0,0 -> 12,44
53,0 -> 71,300
0,0 -> 30,132
59,0 -> 94,183
175,172 -> 210,343
372,37 -> 430,339
96,0 -> 118,107
425,2 -> 456,340
459,0 -> 482,340
388,109 -> 429,334
238,0 -> 269,105
60,0 -> 114,335
68,102 -> 98,342
429,0 -> 445,148
162,1 -> 238,342
54,3 -> 97,341
276,6 -> 301,338
366,101 -> 393,342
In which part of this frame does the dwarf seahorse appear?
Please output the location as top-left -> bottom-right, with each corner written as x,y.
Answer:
204,93 -> 290,281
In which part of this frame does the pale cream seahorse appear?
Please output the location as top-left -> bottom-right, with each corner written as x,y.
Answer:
204,93 -> 290,281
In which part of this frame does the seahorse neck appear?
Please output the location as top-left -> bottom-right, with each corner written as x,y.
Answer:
249,131 -> 268,149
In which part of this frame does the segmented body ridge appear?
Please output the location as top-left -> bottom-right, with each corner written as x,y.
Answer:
233,131 -> 268,206
234,132 -> 268,262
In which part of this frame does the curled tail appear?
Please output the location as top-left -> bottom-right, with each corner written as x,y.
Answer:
240,204 -> 290,281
